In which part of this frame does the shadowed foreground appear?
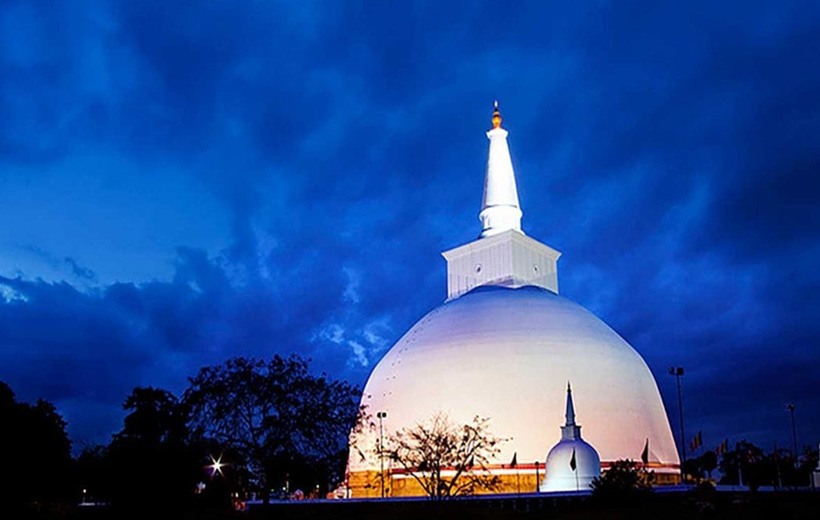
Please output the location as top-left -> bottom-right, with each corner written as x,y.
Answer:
31,491 -> 820,520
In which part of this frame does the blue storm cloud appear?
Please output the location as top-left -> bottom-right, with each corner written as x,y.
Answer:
1,0 -> 819,452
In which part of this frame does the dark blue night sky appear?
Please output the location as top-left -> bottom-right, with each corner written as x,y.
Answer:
1,1 -> 818,455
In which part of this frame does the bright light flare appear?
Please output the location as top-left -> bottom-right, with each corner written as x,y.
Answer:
207,454 -> 226,477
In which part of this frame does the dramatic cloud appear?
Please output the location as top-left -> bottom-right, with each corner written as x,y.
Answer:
1,0 -> 819,452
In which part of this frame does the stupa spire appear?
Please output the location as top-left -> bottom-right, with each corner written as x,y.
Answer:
442,102 -> 561,300
565,381 -> 576,426
561,381 -> 582,441
480,101 -> 523,238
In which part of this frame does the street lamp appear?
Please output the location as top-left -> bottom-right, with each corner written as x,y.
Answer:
786,403 -> 798,465
377,411 -> 388,498
668,366 -> 687,482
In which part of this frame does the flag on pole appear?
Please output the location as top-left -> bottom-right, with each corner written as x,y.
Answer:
689,430 -> 703,452
569,447 -> 577,471
641,438 -> 649,465
715,438 -> 729,456
510,452 -> 517,468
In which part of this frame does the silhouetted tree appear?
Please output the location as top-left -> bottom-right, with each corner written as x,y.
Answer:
798,445 -> 819,487
681,450 -> 718,483
384,413 -> 504,500
107,386 -> 202,508
700,450 -> 718,480
718,440 -> 766,489
120,386 -> 189,443
761,445 -> 817,489
75,445 -> 112,504
197,442 -> 250,509
0,381 -> 72,512
682,458 -> 703,481
184,355 -> 360,501
591,459 -> 652,501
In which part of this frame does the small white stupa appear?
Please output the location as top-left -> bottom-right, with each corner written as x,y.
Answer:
540,383 -> 601,492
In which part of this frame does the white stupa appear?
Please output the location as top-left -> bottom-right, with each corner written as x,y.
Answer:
540,383 -> 601,492
347,103 -> 680,497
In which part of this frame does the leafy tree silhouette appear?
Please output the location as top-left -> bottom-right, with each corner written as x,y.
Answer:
0,381 -> 72,512
106,386 -> 202,509
184,355 -> 360,502
591,459 -> 653,502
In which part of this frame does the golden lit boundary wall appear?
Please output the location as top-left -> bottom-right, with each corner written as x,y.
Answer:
348,462 -> 681,498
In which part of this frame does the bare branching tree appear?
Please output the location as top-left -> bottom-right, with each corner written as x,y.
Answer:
386,413 -> 505,500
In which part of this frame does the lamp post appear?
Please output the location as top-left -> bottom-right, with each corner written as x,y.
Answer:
668,366 -> 687,482
535,461 -> 540,492
377,411 -> 388,498
786,404 -> 798,465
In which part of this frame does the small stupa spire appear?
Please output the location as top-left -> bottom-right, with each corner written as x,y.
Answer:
479,101 -> 523,238
560,381 -> 582,441
541,383 -> 602,492
565,381 -> 576,426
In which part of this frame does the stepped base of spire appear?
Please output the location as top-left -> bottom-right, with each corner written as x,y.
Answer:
442,229 -> 561,300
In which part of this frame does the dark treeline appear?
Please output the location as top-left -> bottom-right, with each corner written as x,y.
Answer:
690,440 -> 818,490
2,356 -> 819,515
0,382 -> 73,509
1,354 -> 361,514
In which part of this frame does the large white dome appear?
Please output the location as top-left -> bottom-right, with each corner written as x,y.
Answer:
346,105 -> 680,497
350,285 -> 679,473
